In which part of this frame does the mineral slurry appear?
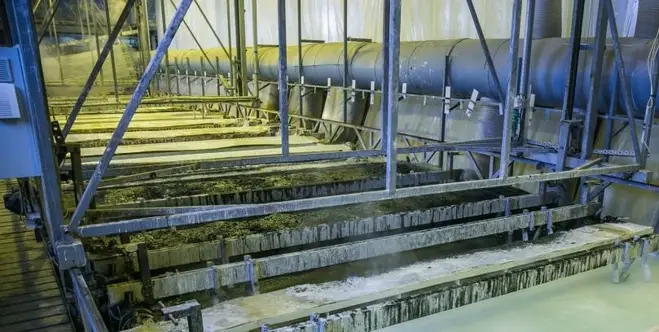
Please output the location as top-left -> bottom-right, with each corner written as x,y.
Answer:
130,225 -> 645,332
379,256 -> 659,332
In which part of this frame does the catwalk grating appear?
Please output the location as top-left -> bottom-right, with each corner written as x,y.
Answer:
0,182 -> 73,332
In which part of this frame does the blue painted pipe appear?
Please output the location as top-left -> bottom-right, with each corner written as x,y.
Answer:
161,37 -> 657,117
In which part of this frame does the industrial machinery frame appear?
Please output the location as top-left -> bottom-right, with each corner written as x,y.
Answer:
7,0 -> 659,331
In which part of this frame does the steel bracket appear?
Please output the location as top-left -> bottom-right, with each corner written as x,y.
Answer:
244,255 -> 260,295
161,300 -> 203,332
56,240 -> 87,269
309,313 -> 325,332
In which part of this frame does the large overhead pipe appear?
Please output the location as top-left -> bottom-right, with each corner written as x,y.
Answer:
159,37 -> 657,117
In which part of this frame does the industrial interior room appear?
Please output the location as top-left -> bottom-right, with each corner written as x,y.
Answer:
1,0 -> 659,331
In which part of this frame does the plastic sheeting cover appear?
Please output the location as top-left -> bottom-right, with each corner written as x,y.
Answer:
155,0 -> 651,51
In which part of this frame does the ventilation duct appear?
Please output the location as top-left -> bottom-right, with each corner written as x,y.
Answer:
160,37 -> 656,118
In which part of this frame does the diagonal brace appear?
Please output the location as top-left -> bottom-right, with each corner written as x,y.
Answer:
465,0 -> 505,101
68,0 -> 194,232
604,0 -> 642,165
36,0 -> 62,43
62,0 -> 137,138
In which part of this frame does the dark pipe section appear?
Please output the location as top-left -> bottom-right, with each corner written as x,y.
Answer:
159,38 -> 656,117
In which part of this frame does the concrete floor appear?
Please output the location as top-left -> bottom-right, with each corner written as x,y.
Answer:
380,256 -> 659,332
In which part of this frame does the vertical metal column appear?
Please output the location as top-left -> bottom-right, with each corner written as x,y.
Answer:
76,0 -> 89,66
499,0 -> 523,179
103,0 -> 120,102
439,54 -> 449,168
297,0 -> 303,125
277,0 -> 289,157
517,0 -> 535,143
63,0 -> 137,138
342,0 -> 349,124
555,0 -> 585,171
136,0 -> 152,76
251,0 -> 259,96
160,0 -> 172,94
604,0 -> 642,165
93,14 -> 105,83
6,0 -> 67,245
579,1 -> 607,203
82,0 -> 96,68
641,56 -> 658,167
580,2 -> 608,160
68,0 -> 195,231
48,0 -> 65,85
226,0 -> 235,90
603,72 -> 618,163
380,0 -> 390,153
384,0 -> 401,194
234,0 -> 248,95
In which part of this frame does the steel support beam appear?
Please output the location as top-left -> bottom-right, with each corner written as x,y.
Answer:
465,0 -> 505,101
6,0 -> 67,245
251,0 -> 259,95
604,0 -> 642,165
75,164 -> 637,237
384,0 -> 401,194
62,0 -> 137,138
70,269 -> 108,331
48,0 -> 64,85
136,0 -> 151,76
159,0 -> 172,94
593,175 -> 659,194
380,0 -> 390,153
225,0 -> 234,89
342,0 -> 349,123
640,42 -> 659,167
499,0 -> 523,179
36,0 -> 61,43
517,0 -> 535,143
102,0 -> 120,102
234,0 -> 248,95
579,1 -> 607,203
277,0 -> 289,157
297,0 -> 304,121
68,0 -> 194,232
556,0 -> 585,171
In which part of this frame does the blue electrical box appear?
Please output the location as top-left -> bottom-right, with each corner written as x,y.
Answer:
0,46 -> 43,179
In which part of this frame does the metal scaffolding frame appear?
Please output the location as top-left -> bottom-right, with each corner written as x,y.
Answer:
10,0 -> 659,330
53,0 -> 651,233
53,0 -> 654,235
